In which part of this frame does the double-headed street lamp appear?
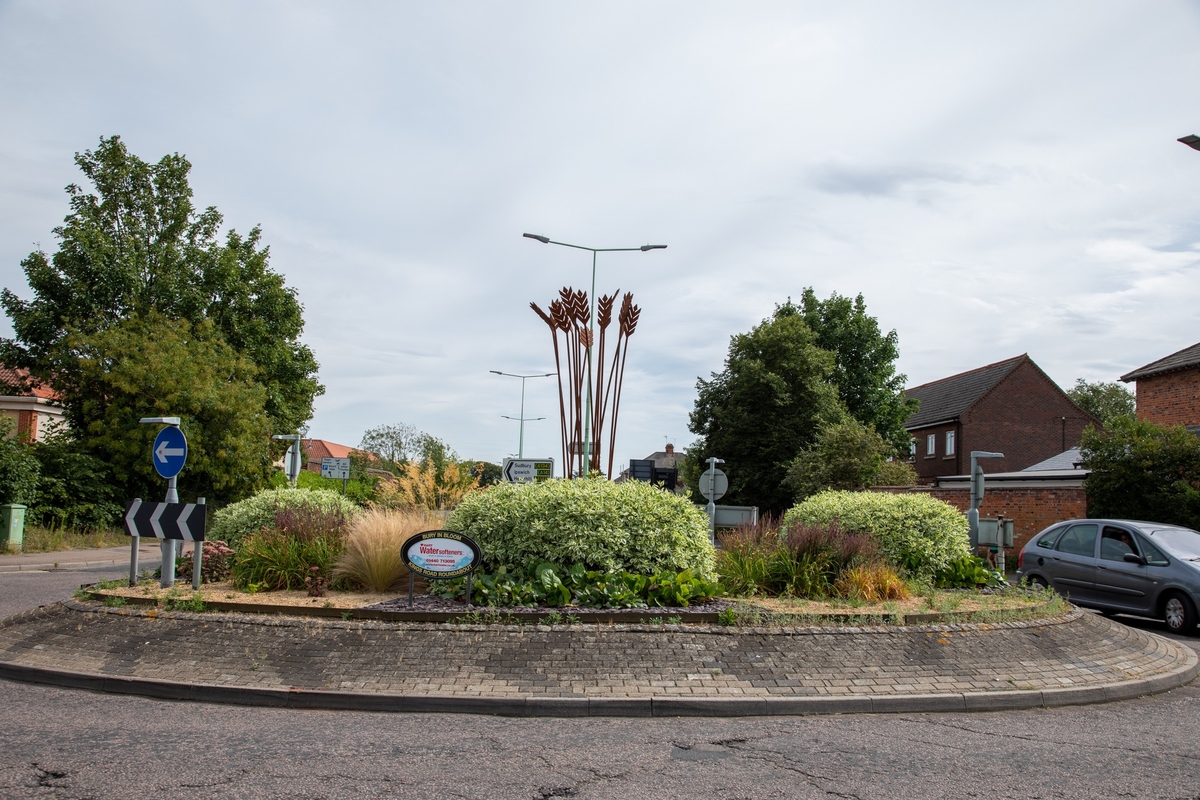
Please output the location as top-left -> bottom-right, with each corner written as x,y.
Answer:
523,233 -> 667,472
491,370 -> 555,458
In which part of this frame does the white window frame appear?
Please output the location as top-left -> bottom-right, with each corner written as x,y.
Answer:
945,430 -> 955,456
926,433 -> 936,456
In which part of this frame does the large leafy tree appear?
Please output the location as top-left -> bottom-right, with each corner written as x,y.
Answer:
1067,378 -> 1135,428
69,313 -> 273,503
1081,416 -> 1200,529
1,135 -> 323,441
688,305 -> 846,514
783,419 -> 891,502
798,289 -> 916,452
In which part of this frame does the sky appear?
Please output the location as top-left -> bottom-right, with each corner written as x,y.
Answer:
2,1 -> 1199,476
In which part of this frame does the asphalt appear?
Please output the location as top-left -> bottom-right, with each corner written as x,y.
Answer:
0,542 -> 163,573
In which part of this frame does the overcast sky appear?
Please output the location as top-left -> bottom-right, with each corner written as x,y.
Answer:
2,2 -> 1199,474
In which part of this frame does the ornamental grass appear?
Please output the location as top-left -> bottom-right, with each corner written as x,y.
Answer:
332,508 -> 442,592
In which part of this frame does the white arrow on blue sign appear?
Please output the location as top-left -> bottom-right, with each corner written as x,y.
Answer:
152,426 -> 188,479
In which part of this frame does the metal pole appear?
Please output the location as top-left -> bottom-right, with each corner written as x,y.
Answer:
518,376 -> 527,459
583,249 -> 597,475
706,458 -> 718,546
129,497 -> 141,586
191,497 -> 205,590
161,474 -> 178,588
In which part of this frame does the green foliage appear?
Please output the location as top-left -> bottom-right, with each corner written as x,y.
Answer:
68,312 -> 272,503
356,422 -> 427,471
1067,379 -> 1134,428
688,303 -> 847,514
783,490 -> 971,579
29,431 -> 121,529
1,136 -> 322,441
0,418 -> 40,505
208,488 -> 359,550
231,532 -> 344,591
447,477 -> 715,578
872,459 -> 918,487
783,419 -> 891,501
716,519 -> 879,598
798,288 -> 918,453
163,590 -> 207,613
432,561 -> 722,608
269,467 -> 378,505
1080,416 -> 1200,529
471,461 -> 503,487
175,540 -> 235,583
933,555 -> 1006,589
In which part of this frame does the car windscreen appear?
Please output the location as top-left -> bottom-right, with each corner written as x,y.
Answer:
1149,528 -> 1200,560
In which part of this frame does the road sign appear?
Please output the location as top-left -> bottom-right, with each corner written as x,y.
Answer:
699,468 -> 728,501
123,499 -> 207,541
321,457 -> 350,480
502,457 -> 554,483
152,426 -> 187,479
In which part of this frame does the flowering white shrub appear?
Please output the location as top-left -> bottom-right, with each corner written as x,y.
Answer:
447,477 -> 716,579
782,490 -> 970,579
208,488 -> 360,549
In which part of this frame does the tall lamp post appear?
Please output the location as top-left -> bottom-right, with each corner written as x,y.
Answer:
523,233 -> 666,473
491,370 -> 555,458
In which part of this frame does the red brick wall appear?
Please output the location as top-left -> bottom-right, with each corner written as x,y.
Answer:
909,423 -> 962,483
1134,367 -> 1200,428
875,485 -> 1087,557
961,360 -> 1095,474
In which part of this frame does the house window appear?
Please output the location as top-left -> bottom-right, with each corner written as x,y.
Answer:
945,430 -> 955,456
926,433 -> 936,456
909,438 -> 917,459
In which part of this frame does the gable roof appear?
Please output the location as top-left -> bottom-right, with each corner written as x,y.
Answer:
0,366 -> 61,401
1120,341 -> 1200,382
303,439 -> 357,462
904,355 -> 1026,429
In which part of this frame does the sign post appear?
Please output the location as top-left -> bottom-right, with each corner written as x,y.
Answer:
139,417 -> 188,588
968,450 -> 1004,549
273,433 -> 303,486
501,458 -> 554,484
701,457 -> 727,545
401,531 -> 482,608
321,457 -> 351,494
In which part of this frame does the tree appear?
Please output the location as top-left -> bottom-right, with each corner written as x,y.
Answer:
798,289 -> 917,452
1067,379 -> 1135,428
1080,416 -> 1200,529
783,419 -> 891,501
0,419 -> 40,507
30,431 -> 122,529
688,305 -> 846,514
1,135 -> 322,444
69,312 -> 273,503
356,423 -> 427,471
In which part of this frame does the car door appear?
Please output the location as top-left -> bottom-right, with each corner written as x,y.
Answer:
1047,523 -> 1099,602
1093,525 -> 1159,613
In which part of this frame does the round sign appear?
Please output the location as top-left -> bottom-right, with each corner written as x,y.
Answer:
699,468 -> 728,501
403,531 -> 481,580
152,426 -> 188,479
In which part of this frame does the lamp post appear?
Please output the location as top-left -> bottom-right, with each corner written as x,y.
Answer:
523,233 -> 666,473
491,370 -> 555,458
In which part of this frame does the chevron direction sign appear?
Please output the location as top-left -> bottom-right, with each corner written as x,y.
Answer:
123,499 -> 207,541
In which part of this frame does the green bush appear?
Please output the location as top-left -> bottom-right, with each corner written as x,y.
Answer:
447,477 -> 716,579
230,532 -> 344,591
716,518 -> 879,598
782,490 -> 970,579
208,488 -> 359,550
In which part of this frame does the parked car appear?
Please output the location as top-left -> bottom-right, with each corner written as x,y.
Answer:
1016,518 -> 1200,634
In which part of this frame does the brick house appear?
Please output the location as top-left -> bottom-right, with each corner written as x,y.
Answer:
300,438 -> 357,472
904,354 -> 1098,483
0,366 -> 65,442
1120,341 -> 1200,433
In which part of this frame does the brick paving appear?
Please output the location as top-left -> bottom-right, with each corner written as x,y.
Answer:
0,600 -> 1191,703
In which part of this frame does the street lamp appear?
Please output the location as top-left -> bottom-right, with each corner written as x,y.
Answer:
522,233 -> 667,472
491,370 -> 555,458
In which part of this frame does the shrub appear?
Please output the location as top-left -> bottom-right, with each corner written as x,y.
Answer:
208,488 -> 359,550
333,508 -> 442,591
783,490 -> 970,579
175,540 -> 235,583
834,563 -> 909,602
447,477 -> 715,579
229,505 -> 351,591
933,555 -> 1006,589
716,518 -> 877,598
872,460 -> 918,487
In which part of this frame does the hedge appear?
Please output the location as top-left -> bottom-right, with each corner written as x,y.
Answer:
207,488 -> 360,550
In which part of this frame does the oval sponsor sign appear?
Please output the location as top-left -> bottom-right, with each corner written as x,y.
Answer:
402,531 -> 481,580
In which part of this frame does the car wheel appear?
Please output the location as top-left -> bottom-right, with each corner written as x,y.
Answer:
1162,593 -> 1197,634
1027,576 -> 1049,590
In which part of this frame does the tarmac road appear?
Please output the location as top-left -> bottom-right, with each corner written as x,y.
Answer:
1,566 -> 1199,799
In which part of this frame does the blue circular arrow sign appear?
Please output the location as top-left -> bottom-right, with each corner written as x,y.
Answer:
152,426 -> 188,479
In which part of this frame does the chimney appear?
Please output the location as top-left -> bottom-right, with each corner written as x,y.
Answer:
665,443 -> 674,455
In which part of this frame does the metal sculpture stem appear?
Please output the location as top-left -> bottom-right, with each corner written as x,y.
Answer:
532,287 -> 639,479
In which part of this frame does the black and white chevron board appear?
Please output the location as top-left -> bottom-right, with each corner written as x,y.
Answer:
123,499 -> 207,541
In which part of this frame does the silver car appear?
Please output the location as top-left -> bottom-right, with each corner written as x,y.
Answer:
1016,518 -> 1200,634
